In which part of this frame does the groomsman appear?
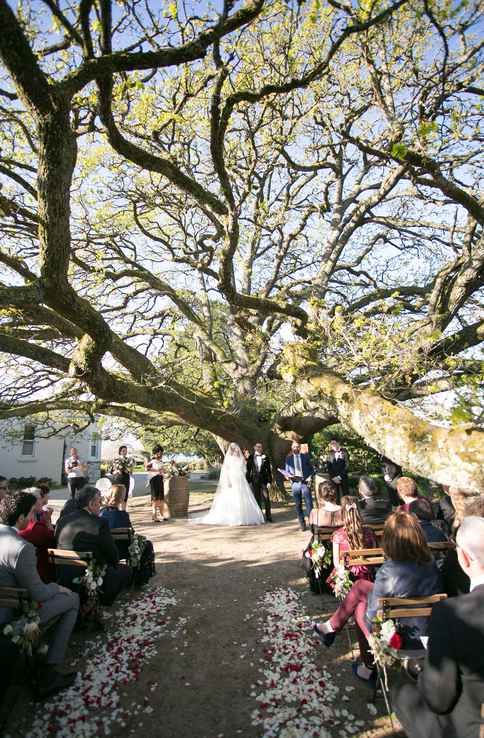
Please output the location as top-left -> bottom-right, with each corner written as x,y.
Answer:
326,439 -> 349,502
246,442 -> 273,522
285,441 -> 314,531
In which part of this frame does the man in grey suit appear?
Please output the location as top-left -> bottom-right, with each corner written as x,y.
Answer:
0,491 -> 79,698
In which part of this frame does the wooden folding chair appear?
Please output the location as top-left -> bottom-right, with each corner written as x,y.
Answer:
312,525 -> 337,543
428,541 -> 456,552
0,585 -> 60,636
345,548 -> 385,567
48,548 -> 90,569
0,585 -> 30,609
110,527 -> 132,562
374,593 -> 448,719
366,523 -> 385,543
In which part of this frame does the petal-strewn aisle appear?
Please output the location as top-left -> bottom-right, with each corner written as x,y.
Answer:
13,493 -> 398,738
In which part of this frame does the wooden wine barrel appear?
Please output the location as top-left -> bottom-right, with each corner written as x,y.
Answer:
166,476 -> 190,518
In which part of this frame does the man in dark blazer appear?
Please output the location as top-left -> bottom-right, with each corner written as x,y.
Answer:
392,515 -> 484,738
55,485 -> 131,605
285,441 -> 314,530
246,442 -> 273,522
357,476 -> 392,525
326,440 -> 349,501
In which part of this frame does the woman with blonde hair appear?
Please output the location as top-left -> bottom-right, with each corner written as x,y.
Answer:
313,511 -> 441,686
100,484 -> 132,530
309,481 -> 342,528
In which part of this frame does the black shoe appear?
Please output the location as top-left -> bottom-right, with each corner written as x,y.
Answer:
299,522 -> 307,531
313,623 -> 336,648
35,670 -> 77,699
266,517 -> 274,523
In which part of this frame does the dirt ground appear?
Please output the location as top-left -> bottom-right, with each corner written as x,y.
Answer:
12,491 -> 405,738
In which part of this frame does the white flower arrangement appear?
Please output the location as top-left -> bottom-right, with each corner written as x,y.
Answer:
252,588 -> 367,738
368,617 -> 404,690
332,567 -> 353,600
80,559 -> 107,598
305,542 -> 332,578
2,598 -> 41,657
128,533 -> 146,570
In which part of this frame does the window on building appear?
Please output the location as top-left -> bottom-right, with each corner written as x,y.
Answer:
90,432 -> 99,459
21,424 -> 35,456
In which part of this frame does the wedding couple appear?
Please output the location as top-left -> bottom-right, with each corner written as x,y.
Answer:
195,442 -> 273,526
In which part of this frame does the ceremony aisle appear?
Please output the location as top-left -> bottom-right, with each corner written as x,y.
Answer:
12,493 -> 400,738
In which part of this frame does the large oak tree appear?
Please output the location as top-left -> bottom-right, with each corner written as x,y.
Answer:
0,0 -> 482,491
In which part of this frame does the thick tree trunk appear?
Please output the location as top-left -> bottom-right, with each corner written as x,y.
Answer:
291,369 -> 484,493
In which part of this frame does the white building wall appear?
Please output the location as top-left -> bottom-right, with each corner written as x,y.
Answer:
0,421 -> 101,485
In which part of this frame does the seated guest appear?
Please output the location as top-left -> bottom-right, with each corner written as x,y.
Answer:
100,484 -> 132,559
0,491 -> 79,698
309,481 -> 342,527
409,498 -> 448,544
392,516 -> 484,738
0,477 -> 9,502
357,476 -> 392,525
100,484 -> 131,529
19,487 -> 56,582
55,485 -> 132,605
396,476 -> 421,511
313,512 -> 441,686
464,495 -> 484,518
328,496 -> 377,588
440,494 -> 482,598
58,495 -> 79,520
380,455 -> 402,507
432,485 -> 456,535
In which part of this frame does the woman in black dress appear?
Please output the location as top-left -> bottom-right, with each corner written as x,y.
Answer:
145,445 -> 170,522
110,445 -> 134,511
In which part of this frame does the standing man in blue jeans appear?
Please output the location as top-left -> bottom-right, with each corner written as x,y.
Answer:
285,441 -> 314,531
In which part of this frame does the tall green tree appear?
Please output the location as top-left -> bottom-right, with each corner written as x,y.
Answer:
0,0 -> 482,492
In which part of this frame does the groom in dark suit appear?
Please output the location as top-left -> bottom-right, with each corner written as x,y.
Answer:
392,515 -> 484,738
246,442 -> 273,522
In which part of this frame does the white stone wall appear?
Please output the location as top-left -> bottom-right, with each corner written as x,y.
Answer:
0,421 -> 101,485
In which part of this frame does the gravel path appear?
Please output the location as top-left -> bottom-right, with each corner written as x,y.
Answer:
11,491 -> 404,738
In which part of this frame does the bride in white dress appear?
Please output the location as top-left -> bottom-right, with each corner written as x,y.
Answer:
195,443 -> 265,526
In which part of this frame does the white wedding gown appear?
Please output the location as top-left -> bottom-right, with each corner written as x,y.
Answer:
194,444 -> 265,526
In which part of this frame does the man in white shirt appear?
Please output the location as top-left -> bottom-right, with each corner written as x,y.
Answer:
64,446 -> 88,499
284,441 -> 314,530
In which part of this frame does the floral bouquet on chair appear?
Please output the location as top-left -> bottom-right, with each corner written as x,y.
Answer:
305,541 -> 332,579
2,599 -> 44,657
369,617 -> 404,687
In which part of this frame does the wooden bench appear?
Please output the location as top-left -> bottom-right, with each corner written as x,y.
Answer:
345,547 -> 385,567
